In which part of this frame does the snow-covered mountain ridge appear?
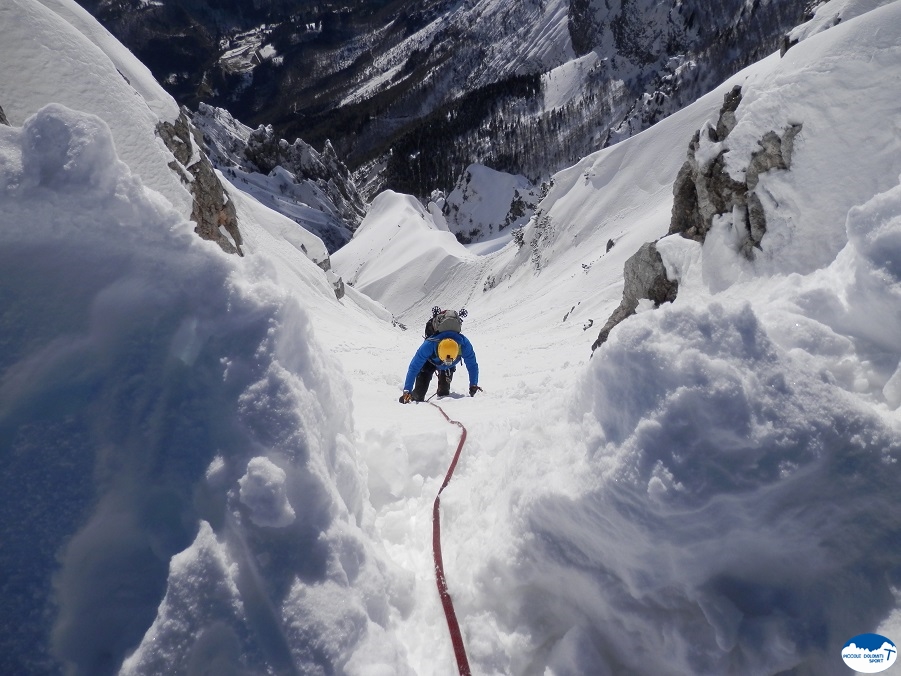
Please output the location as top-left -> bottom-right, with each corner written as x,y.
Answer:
193,103 -> 368,253
73,0 -> 813,197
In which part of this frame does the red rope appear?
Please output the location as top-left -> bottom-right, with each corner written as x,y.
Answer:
429,401 -> 472,676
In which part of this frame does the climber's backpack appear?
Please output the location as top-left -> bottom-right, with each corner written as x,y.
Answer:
425,307 -> 466,337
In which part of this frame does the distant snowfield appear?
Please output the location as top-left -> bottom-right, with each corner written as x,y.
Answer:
2,0 -> 901,675
542,51 -> 603,111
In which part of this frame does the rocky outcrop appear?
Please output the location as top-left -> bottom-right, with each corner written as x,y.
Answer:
743,126 -> 801,247
157,109 -> 244,256
592,85 -> 802,352
192,104 -> 365,253
0,104 -> 8,126
244,126 -> 367,230
670,86 -> 742,243
590,242 -> 678,351
326,271 -> 346,300
668,85 -> 801,256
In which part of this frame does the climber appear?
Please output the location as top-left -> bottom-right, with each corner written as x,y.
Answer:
399,308 -> 480,403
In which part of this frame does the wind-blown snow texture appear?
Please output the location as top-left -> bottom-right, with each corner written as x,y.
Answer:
2,0 -> 901,675
0,102 -> 407,676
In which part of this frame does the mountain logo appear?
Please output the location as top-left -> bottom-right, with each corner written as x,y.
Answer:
841,634 -> 897,673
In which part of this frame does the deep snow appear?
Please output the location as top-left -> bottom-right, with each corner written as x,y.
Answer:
1,0 -> 901,675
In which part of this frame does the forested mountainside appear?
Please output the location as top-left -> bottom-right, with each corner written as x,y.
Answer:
75,0 -> 810,196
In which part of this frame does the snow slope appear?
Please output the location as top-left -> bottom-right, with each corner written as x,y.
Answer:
0,0 -> 188,213
2,0 -> 901,675
335,2 -> 901,674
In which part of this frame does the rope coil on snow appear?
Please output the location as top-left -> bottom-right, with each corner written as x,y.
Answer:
429,400 -> 472,676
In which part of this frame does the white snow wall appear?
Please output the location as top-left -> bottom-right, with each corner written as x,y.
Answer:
0,105 -> 408,675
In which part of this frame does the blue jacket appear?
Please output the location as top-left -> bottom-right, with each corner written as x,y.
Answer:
403,331 -> 479,392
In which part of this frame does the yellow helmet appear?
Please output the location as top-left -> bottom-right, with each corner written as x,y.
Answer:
437,338 -> 460,364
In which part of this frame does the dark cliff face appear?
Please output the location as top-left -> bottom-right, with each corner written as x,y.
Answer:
568,0 -> 809,73
569,0 -> 601,55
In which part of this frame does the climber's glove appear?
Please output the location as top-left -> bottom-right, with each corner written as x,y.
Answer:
469,385 -> 482,397
398,391 -> 412,404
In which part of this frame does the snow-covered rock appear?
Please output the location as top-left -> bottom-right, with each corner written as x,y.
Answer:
442,164 -> 540,244
193,103 -> 367,253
